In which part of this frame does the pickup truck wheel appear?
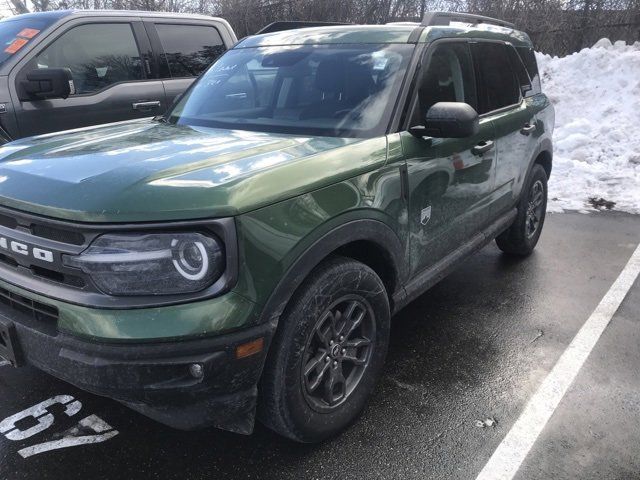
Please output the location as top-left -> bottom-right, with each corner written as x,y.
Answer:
259,257 -> 390,443
496,163 -> 548,256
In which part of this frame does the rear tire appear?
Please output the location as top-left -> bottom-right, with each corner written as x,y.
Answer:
258,256 -> 390,443
496,163 -> 548,256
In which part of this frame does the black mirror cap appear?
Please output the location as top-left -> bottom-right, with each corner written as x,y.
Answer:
422,102 -> 480,138
20,68 -> 73,101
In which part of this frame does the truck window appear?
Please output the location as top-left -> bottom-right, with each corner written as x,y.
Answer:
419,42 -> 477,115
33,23 -> 143,95
155,24 -> 225,78
472,42 -> 520,114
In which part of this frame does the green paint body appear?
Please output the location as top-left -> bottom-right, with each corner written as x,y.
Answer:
0,24 -> 553,342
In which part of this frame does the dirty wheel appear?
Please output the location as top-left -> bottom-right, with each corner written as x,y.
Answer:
496,163 -> 548,256
259,256 -> 390,443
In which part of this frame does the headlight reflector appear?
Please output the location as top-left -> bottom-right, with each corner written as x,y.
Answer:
63,232 -> 224,296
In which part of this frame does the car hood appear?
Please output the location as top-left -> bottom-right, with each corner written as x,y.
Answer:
0,120 -> 386,222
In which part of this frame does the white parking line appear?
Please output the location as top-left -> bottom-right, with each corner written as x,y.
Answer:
476,242 -> 640,480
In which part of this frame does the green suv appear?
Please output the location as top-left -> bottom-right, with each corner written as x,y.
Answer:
0,12 -> 553,442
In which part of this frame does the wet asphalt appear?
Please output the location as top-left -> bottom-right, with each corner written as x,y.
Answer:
1,211 -> 639,480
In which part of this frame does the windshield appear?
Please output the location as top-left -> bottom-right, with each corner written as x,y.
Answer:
168,44 -> 414,138
0,17 -> 55,67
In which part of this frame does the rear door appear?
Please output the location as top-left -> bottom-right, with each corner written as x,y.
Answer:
10,18 -> 166,137
144,21 -> 228,109
471,41 -> 538,216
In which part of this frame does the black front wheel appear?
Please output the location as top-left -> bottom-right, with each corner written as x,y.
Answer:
259,257 -> 390,443
496,163 -> 548,256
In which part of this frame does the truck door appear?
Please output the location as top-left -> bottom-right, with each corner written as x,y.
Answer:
10,19 -> 166,137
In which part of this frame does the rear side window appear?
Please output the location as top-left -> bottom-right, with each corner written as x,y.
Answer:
472,42 -> 520,114
506,46 -> 532,94
155,24 -> 225,78
515,46 -> 541,95
33,23 -> 143,95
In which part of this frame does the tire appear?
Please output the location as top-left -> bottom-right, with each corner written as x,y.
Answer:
496,163 -> 548,256
258,256 -> 390,443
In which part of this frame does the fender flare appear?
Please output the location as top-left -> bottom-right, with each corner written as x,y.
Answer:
256,217 -> 406,327
528,137 -> 553,178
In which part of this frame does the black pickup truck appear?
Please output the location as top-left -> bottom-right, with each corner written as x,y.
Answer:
0,10 -> 237,143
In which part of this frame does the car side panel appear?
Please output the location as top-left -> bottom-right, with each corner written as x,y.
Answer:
233,135 -> 409,312
400,118 -> 497,275
493,93 -> 554,216
489,100 -> 538,215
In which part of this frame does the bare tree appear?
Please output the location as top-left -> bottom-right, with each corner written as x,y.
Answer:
6,0 -> 639,55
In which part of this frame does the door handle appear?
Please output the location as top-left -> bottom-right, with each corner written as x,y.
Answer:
520,123 -> 537,135
132,100 -> 161,111
471,140 -> 494,156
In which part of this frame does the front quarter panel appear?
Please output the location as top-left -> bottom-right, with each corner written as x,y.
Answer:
233,134 -> 408,314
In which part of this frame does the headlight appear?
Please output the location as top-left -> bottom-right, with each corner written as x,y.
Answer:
63,232 -> 224,296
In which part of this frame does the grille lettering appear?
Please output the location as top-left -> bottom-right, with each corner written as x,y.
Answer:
0,236 -> 54,263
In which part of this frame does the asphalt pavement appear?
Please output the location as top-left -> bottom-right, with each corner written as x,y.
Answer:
1,211 -> 639,480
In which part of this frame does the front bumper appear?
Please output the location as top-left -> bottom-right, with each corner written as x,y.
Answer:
0,299 -> 275,434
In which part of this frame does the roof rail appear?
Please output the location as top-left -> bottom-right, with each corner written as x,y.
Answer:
255,21 -> 350,35
421,11 -> 515,29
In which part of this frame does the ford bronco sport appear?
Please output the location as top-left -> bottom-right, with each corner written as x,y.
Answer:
0,12 -> 553,442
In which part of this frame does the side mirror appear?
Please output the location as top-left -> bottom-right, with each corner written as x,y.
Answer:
410,102 -> 479,139
19,68 -> 74,101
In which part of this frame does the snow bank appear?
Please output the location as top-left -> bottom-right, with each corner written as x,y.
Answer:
536,39 -> 640,213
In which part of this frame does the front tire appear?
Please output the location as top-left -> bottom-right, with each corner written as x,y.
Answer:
259,257 -> 390,443
496,163 -> 548,256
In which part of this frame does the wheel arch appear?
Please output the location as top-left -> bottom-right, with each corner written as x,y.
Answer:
256,218 -> 406,328
532,138 -> 553,179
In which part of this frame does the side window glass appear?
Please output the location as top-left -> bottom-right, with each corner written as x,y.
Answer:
33,23 -> 143,95
472,43 -> 520,114
155,24 -> 225,78
515,46 -> 541,95
419,43 -> 477,118
506,45 -> 532,95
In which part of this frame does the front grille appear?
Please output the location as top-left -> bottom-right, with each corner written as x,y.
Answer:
31,224 -> 85,246
0,213 -> 18,229
30,265 -> 86,288
0,207 -> 91,292
0,286 -> 59,322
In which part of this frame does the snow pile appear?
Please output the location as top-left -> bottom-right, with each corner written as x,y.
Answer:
536,39 -> 640,213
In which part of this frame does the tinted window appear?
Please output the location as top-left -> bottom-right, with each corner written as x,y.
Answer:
516,46 -> 541,95
419,42 -> 477,116
0,16 -> 56,67
34,23 -> 143,94
156,24 -> 225,78
473,43 -> 520,114
168,44 -> 413,138
506,45 -> 532,94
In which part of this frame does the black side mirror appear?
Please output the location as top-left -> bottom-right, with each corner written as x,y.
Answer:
20,68 -> 74,101
410,102 -> 479,139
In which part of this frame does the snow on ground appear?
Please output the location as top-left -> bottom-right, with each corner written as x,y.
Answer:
536,39 -> 640,213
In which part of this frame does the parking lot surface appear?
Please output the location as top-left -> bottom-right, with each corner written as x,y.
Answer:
1,212 -> 639,480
